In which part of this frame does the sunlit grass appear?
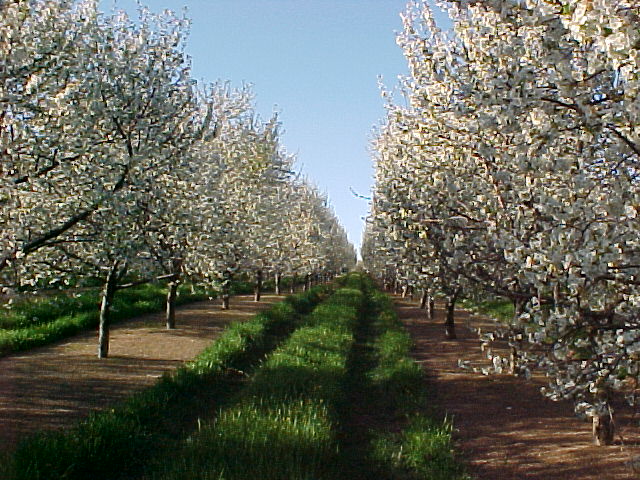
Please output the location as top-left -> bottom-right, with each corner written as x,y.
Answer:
1,275 -> 469,480
462,297 -> 514,322
371,415 -> 466,480
151,283 -> 364,480
0,283 -> 218,356
365,290 -> 469,479
157,400 -> 337,480
2,286 -> 330,480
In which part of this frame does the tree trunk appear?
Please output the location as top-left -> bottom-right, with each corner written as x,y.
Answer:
419,290 -> 428,309
593,390 -> 615,445
427,296 -> 435,320
593,411 -> 614,446
553,283 -> 561,307
98,261 -> 120,359
444,299 -> 456,339
509,345 -> 518,375
254,269 -> 263,302
444,290 -> 460,340
513,297 -> 527,320
166,258 -> 182,329
221,269 -> 231,310
275,271 -> 281,295
166,281 -> 178,329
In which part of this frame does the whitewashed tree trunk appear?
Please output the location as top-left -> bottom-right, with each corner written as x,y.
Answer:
593,390 -> 615,446
274,271 -> 281,295
166,281 -> 178,329
509,346 -> 519,375
98,260 -> 121,359
165,258 -> 183,329
553,283 -> 561,308
427,296 -> 435,321
221,269 -> 231,310
593,411 -> 614,446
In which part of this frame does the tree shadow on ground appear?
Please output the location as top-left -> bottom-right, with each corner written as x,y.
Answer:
395,298 -> 640,480
0,295 -> 276,453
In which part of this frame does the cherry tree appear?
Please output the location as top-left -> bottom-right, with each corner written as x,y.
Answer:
1,0 -> 104,280
3,0 -> 356,362
184,102 -> 355,305
282,180 -> 355,289
184,105 -> 286,308
7,1 -> 204,357
224,114 -> 295,302
367,82 -> 474,338
2,1 -> 198,283
364,0 -> 640,444
136,82 -> 253,325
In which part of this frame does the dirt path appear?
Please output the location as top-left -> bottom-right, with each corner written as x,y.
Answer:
0,294 -> 278,453
395,298 -> 640,480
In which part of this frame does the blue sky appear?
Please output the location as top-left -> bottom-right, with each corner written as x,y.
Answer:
103,0 -> 450,253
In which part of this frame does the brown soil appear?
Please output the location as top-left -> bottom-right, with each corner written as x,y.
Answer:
0,294 -> 278,453
395,297 -> 640,480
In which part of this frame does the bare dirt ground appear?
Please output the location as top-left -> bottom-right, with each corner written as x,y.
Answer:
0,294 -> 278,453
395,297 -> 640,480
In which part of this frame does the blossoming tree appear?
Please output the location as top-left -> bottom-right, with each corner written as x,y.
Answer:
364,0 -> 640,444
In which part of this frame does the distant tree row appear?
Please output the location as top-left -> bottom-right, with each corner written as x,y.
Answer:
363,0 -> 640,445
1,0 -> 356,357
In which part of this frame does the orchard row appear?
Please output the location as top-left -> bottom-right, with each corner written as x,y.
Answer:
0,1 -> 356,355
363,0 -> 640,445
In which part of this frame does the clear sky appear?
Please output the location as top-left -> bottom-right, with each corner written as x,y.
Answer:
102,0 -> 450,254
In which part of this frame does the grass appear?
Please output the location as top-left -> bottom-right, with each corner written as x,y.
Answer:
170,399 -> 336,480
338,288 -> 469,480
148,279 -> 365,480
2,274 -> 468,480
154,273 -> 466,480
0,276 -> 309,357
0,283 -> 216,357
462,297 -> 514,322
1,285 -> 330,480
370,415 -> 461,480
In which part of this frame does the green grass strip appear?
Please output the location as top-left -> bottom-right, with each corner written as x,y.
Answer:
0,283 -> 217,357
2,285 -> 330,480
150,276 -> 367,480
366,290 -> 469,480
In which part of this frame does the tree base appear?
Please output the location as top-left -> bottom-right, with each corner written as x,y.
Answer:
593,413 -> 614,446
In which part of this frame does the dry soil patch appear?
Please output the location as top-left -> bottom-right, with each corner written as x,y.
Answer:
396,297 -> 640,480
0,294 -> 278,452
